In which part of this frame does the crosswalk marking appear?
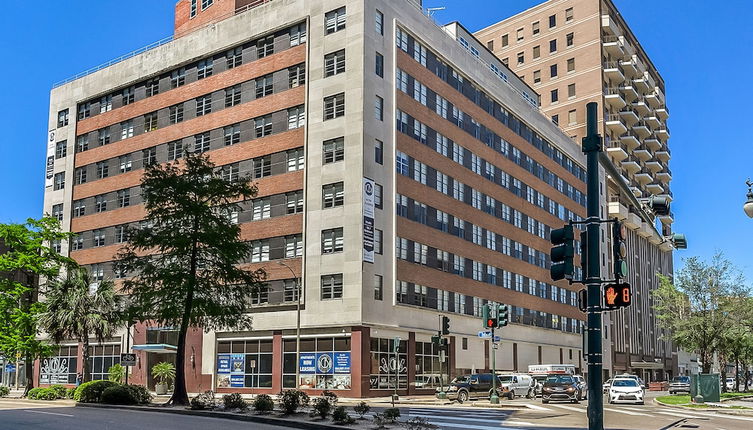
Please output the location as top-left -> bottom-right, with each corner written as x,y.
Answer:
547,404 -> 586,413
24,410 -> 75,417
421,421 -> 515,430
603,407 -> 652,416
408,413 -> 504,424
524,403 -> 553,411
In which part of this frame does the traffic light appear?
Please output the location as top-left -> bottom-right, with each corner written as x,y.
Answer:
603,283 -> 631,310
580,230 -> 588,279
441,316 -> 450,335
647,196 -> 670,216
482,304 -> 496,329
497,305 -> 509,328
431,335 -> 441,346
612,221 -> 628,280
578,289 -> 587,313
550,225 -> 575,281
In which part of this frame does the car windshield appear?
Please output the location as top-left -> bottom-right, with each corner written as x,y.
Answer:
671,377 -> 689,383
613,379 -> 639,387
499,376 -> 514,382
546,375 -> 574,384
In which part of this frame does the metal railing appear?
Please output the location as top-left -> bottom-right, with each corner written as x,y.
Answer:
604,61 -> 622,70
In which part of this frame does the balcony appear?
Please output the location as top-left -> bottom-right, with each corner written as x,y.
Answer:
621,156 -> 641,173
620,56 -> 639,78
656,127 -> 670,141
631,100 -> 650,115
655,146 -> 671,162
635,169 -> 653,184
602,14 -> 621,35
655,107 -> 669,120
655,87 -> 666,105
645,159 -> 663,172
604,87 -> 627,109
645,91 -> 661,108
604,61 -> 625,84
656,167 -> 672,183
644,137 -> 661,151
625,211 -> 642,230
608,199 -> 629,220
620,133 -> 640,150
634,146 -> 651,161
619,108 -> 639,125
603,35 -> 625,57
645,115 -> 661,129
630,185 -> 643,198
620,85 -> 639,102
649,230 -> 663,245
606,114 -> 627,135
638,222 -> 652,238
646,181 -> 664,195
606,139 -> 629,161
633,77 -> 650,93
658,211 -> 674,225
632,121 -> 651,138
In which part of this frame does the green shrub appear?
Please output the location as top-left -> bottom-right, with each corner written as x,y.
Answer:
321,390 -> 338,405
222,392 -> 248,411
123,385 -> 152,405
190,390 -> 217,410
49,385 -> 68,399
383,407 -> 401,423
310,396 -> 332,419
332,406 -> 355,425
353,401 -> 370,419
108,364 -> 126,384
278,389 -> 309,415
252,394 -> 274,413
65,388 -> 76,399
101,385 -> 136,405
0,386 -> 11,397
75,380 -> 118,403
28,388 -> 58,401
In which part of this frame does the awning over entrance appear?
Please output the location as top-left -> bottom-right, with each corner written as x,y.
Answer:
630,361 -> 664,370
132,344 -> 177,354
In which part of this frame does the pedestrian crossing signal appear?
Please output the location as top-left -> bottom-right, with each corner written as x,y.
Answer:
603,283 -> 631,310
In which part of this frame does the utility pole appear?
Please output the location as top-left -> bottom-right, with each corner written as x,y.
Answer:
490,326 -> 498,404
583,102 -> 604,430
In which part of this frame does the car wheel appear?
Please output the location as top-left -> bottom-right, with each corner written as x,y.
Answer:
508,390 -> 515,400
542,399 -> 549,404
572,397 -> 580,404
526,389 -> 533,399
457,390 -> 468,404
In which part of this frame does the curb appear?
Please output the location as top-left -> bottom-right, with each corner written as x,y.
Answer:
75,403 -> 345,430
653,398 -> 753,416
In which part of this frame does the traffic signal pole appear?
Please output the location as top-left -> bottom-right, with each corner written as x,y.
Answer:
583,102 -> 604,430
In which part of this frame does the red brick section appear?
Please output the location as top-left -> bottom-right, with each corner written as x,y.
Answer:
175,0 -> 237,39
76,45 -> 305,136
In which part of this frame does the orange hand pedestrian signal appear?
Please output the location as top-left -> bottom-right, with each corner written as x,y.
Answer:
603,283 -> 631,310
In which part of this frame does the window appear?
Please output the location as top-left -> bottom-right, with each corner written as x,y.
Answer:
501,34 -> 509,47
323,137 -> 344,164
121,120 -> 133,140
501,57 -> 508,66
78,102 -> 91,120
551,89 -> 559,103
255,115 -> 272,138
567,57 -> 575,72
321,228 -> 344,254
565,7 -> 574,22
285,235 -> 303,258
117,189 -> 130,208
256,36 -> 274,58
51,204 -> 64,221
552,114 -> 559,125
99,95 -> 112,113
57,109 -> 69,127
190,0 -> 197,16
93,229 -> 105,247
169,104 -> 184,124
55,141 -> 67,159
251,240 -> 270,262
96,161 -> 109,179
144,112 -> 158,132
225,84 -> 241,107
252,155 -> 271,178
286,149 -> 304,171
53,172 -> 65,190
171,68 -> 186,88
516,28 -> 524,42
325,7 -> 346,34
568,109 -> 577,125
566,32 -> 574,47
533,70 -> 541,84
568,83 -> 576,98
143,147 -> 157,166
73,200 -> 85,217
321,274 -> 343,299
374,184 -> 383,209
286,191 -> 304,214
549,39 -> 557,53
222,163 -> 240,183
288,106 -> 305,129
374,275 -> 383,300
283,280 -> 299,303
40,346 -> 79,385
517,52 -> 524,65
119,155 -> 132,173
375,10 -> 384,35
76,135 -> 89,152
374,229 -> 383,254
289,64 -> 305,88
323,93 -> 345,120
97,128 -> 110,146
196,95 -> 212,116
122,86 -> 135,105
532,21 -> 540,35
549,14 -> 556,28
375,140 -> 383,165
290,23 -> 307,46
252,198 -> 271,220
226,47 -> 242,69
533,45 -> 540,59
255,74 -> 273,98
224,124 -> 240,146
324,50 -> 346,77
323,182 -> 344,208
75,168 -> 87,185
486,40 -> 494,50
375,96 -> 383,121
375,52 -> 384,77
550,63 -> 558,78
168,141 -> 183,161
197,59 -> 213,79
145,79 -> 160,97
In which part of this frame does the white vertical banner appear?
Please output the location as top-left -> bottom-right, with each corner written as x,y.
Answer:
362,178 -> 375,263
45,130 -> 56,188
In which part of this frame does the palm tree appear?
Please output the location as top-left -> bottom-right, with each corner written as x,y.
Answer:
40,266 -> 121,383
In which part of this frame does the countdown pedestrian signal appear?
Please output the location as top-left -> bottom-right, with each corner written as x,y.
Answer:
603,283 -> 631,310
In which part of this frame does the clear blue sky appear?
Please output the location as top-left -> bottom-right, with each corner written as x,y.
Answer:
1,0 -> 751,281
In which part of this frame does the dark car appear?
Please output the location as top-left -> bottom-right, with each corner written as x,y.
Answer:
541,374 -> 581,404
438,373 -> 507,403
669,376 -> 690,394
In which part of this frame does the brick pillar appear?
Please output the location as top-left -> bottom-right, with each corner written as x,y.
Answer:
131,322 -> 148,387
407,332 -> 416,396
77,342 -> 85,379
272,331 -> 283,393
351,326 -> 370,397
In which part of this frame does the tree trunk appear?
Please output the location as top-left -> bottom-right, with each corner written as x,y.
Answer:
701,349 -> 712,373
735,357 -> 740,393
23,353 -> 33,396
82,337 -> 90,383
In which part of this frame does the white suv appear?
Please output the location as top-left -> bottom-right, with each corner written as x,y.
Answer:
497,373 -> 534,399
608,378 -> 644,405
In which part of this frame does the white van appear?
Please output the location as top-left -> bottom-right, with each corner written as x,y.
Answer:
497,373 -> 534,399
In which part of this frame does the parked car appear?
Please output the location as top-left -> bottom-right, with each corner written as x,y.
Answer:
573,375 -> 588,400
615,373 -> 646,389
541,374 -> 581,404
498,373 -> 534,399
607,378 -> 645,405
414,374 -> 443,389
438,373 -> 507,403
669,376 -> 690,394
603,379 -> 613,394
726,377 -> 736,391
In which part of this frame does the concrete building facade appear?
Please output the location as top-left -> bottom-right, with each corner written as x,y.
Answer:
474,0 -> 678,381
41,0 -> 598,396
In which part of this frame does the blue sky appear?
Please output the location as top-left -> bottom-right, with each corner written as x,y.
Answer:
1,0 -> 751,281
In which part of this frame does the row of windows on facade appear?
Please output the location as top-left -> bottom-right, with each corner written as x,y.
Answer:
395,105 -> 586,210
527,58 -> 576,85
490,7 -> 575,51
502,32 -> 575,67
395,27 -> 586,183
395,280 -> 582,335
56,22 -> 308,128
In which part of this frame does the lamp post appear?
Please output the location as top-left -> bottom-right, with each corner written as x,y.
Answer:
277,260 -> 301,389
744,179 -> 753,219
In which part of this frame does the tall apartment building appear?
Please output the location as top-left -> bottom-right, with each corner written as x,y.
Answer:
41,0 -> 592,396
475,0 -> 677,381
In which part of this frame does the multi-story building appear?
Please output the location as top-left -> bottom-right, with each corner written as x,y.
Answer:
475,0 -> 677,381
41,0 -> 593,396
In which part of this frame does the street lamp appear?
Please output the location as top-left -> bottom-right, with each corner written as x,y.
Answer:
744,179 -> 753,219
277,260 -> 301,390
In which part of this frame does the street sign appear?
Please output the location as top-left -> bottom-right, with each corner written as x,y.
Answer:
4,364 -> 15,372
603,283 -> 631,310
478,331 -> 492,338
493,336 -> 501,342
120,353 -> 137,366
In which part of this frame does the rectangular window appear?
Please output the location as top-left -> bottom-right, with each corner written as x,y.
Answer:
226,47 -> 243,69
375,96 -> 383,121
55,141 -> 67,159
551,89 -> 558,103
51,204 -> 64,221
550,63 -> 558,78
532,21 -> 540,35
286,149 -> 304,171
196,95 -> 212,116
486,40 -> 494,50
100,95 -> 112,113
516,28 -> 523,42
375,10 -> 384,35
190,0 -> 197,16
325,7 -> 346,34
97,128 -> 110,146
567,57 -> 575,72
252,198 -> 271,220
321,228 -> 344,254
323,137 -> 344,164
501,34 -> 509,47
256,36 -> 274,58
289,64 -> 306,88
255,74 -> 273,98
373,275 -> 383,300
194,132 -> 210,153
144,112 -> 158,132
566,32 -> 574,47
96,161 -> 109,179
374,229 -> 383,254
57,109 -> 69,127
322,182 -> 344,208
145,79 -> 160,97
167,141 -> 183,161
568,109 -> 577,125
222,163 -> 240,183
549,14 -> 556,28
75,168 -> 87,185
549,39 -> 557,53
120,120 -> 133,140
171,68 -> 186,88
375,52 -> 384,77
375,139 -> 383,165
224,124 -> 240,146
321,274 -> 343,299
565,7 -> 574,22
533,70 -> 541,84
252,155 -> 271,178
517,52 -> 524,65
286,191 -> 304,214
324,49 -> 346,77
117,189 -> 130,208
533,45 -> 540,59
255,115 -> 272,138
53,172 -> 65,190
78,102 -> 91,120
289,23 -> 307,46
374,183 -> 383,209
285,235 -> 303,258
93,229 -> 105,247
122,86 -> 135,105
323,93 -> 345,120
251,240 -> 270,262
225,84 -> 241,108
283,280 -> 299,303
73,200 -> 85,217
169,104 -> 184,124
197,59 -> 213,79
568,83 -> 576,98
143,147 -> 157,166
